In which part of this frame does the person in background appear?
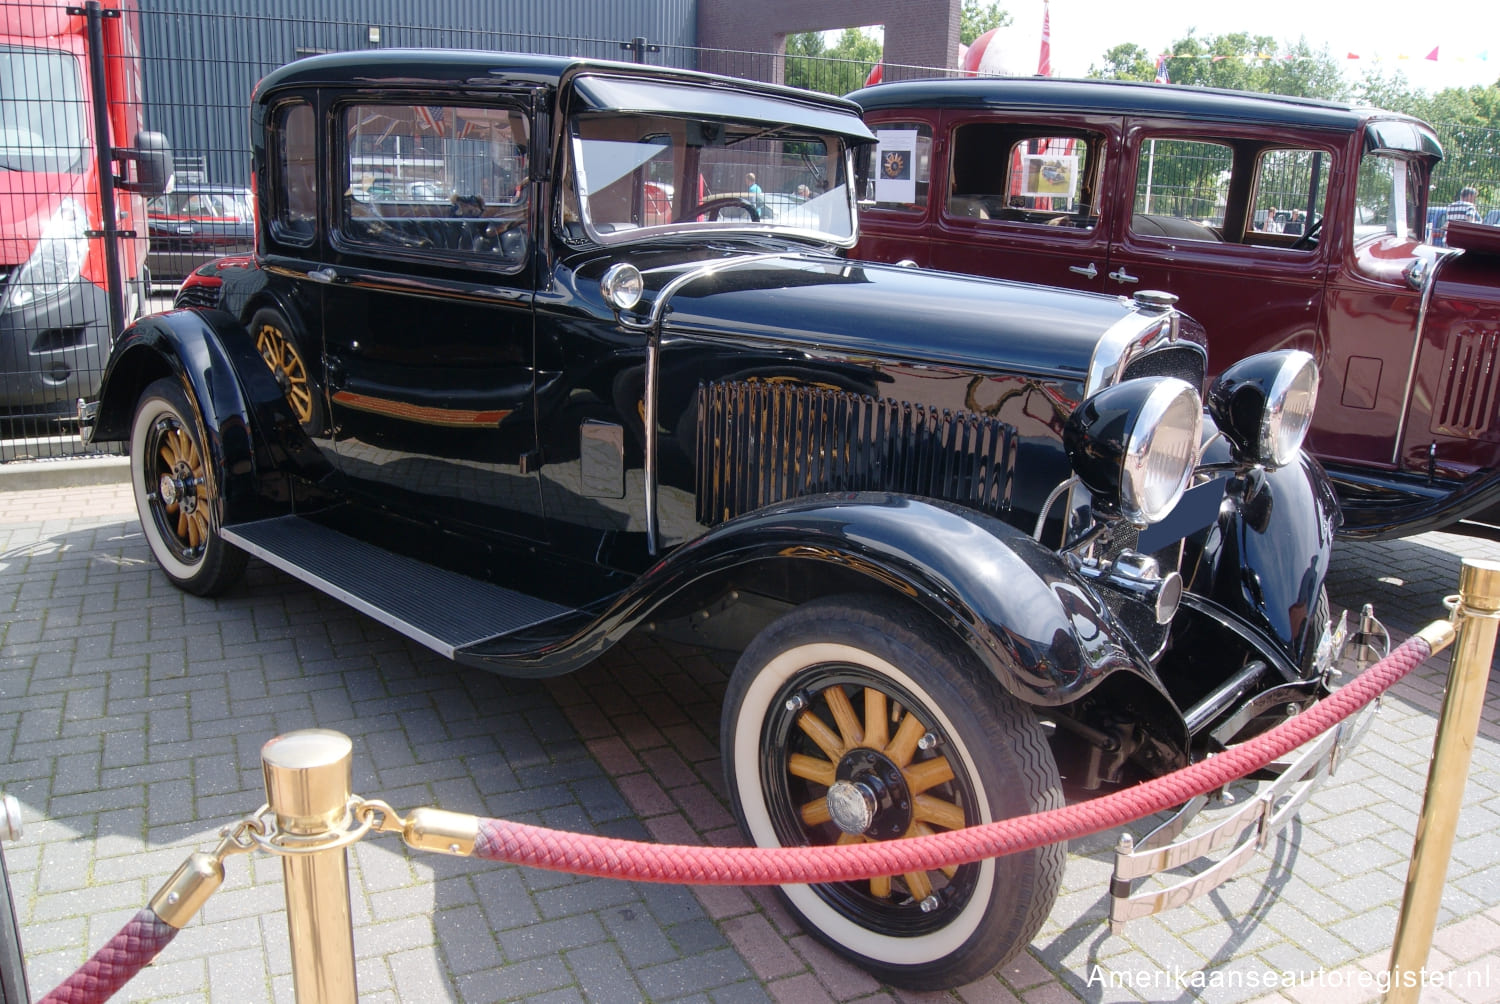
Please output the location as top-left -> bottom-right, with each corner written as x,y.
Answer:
745,172 -> 764,211
1445,186 -> 1481,225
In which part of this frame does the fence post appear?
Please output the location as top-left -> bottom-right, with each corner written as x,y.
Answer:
261,730 -> 358,1004
1387,558 -> 1500,1002
78,0 -> 127,341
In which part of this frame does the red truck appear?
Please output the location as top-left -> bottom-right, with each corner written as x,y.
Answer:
0,0 -> 170,427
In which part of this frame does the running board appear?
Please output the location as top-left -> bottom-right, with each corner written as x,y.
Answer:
221,516 -> 576,659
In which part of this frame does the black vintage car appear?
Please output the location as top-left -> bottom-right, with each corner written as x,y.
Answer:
86,50 -> 1363,990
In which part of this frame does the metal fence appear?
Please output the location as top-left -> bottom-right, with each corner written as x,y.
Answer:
3,0 -> 1497,463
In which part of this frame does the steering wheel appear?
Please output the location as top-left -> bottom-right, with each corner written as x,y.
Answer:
679,197 -> 761,222
1291,217 -> 1322,249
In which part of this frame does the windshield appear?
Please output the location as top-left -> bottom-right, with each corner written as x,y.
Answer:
0,45 -> 89,173
149,189 -> 253,221
565,111 -> 857,246
1353,151 -> 1426,243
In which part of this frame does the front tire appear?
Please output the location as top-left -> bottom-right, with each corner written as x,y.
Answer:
722,596 -> 1064,990
129,377 -> 246,596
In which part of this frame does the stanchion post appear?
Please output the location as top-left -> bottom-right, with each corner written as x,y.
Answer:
262,730 -> 358,1004
1387,558 -> 1500,1002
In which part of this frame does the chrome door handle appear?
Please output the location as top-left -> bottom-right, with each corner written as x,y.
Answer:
1068,263 -> 1098,279
308,267 -> 338,284
1108,267 -> 1139,284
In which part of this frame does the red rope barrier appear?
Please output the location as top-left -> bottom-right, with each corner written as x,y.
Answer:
37,908 -> 178,1004
474,634 -> 1433,885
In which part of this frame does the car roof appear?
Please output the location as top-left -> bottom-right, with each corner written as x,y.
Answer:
255,48 -> 870,131
847,75 -> 1429,136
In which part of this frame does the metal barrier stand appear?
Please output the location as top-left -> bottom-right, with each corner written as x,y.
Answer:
1388,558 -> 1500,1001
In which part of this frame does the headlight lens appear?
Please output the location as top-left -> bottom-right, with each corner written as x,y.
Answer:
1208,349 -> 1319,468
1064,376 -> 1203,525
5,198 -> 90,311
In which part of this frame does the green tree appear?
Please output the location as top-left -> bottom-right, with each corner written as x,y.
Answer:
785,28 -> 883,95
1090,30 -> 1347,100
960,1 -> 1011,46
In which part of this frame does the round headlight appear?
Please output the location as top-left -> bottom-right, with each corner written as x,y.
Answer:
1208,349 -> 1319,468
600,262 -> 644,312
1064,377 -> 1203,525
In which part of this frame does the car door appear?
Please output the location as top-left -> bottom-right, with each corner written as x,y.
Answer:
320,94 -> 546,539
924,111 -> 1119,293
1105,120 -> 1333,376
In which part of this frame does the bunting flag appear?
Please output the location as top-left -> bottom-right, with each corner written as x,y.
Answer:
415,105 -> 445,136
1154,54 -> 1170,83
1037,0 -> 1052,77
1148,46 -> 1489,65
1426,47 -> 1440,61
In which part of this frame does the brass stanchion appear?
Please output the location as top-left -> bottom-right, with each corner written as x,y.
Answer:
1387,558 -> 1500,1002
262,730 -> 358,1004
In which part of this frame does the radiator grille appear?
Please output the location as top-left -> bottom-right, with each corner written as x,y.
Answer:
1122,343 -> 1207,394
695,380 -> 1017,526
1431,326 -> 1500,441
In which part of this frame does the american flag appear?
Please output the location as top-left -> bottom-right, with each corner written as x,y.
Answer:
1154,55 -> 1171,84
415,105 -> 445,136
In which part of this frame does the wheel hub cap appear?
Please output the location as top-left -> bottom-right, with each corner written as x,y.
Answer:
833,748 -> 913,840
826,780 -> 877,834
158,473 -> 179,507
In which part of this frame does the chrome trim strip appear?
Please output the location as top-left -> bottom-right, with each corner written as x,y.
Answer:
1392,246 -> 1463,465
221,526 -> 460,658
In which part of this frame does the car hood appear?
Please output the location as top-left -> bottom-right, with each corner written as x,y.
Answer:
646,253 -> 1136,381
0,172 -> 90,266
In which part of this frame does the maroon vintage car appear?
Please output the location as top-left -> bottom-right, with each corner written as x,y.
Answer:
848,77 -> 1500,539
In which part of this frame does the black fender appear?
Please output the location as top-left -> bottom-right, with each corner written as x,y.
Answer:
1184,447 -> 1341,677
465,492 -> 1173,711
89,308 -> 332,522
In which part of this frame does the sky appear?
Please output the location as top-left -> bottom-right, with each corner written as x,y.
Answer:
969,0 -> 1500,95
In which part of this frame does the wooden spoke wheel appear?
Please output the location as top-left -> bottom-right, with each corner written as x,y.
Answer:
250,308 -> 322,432
129,378 -> 246,596
723,596 -> 1063,990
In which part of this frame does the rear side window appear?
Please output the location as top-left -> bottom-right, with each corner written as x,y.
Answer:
858,123 -> 932,212
947,125 -> 1104,231
1131,139 -> 1232,241
271,101 -> 316,244
1248,148 -> 1329,247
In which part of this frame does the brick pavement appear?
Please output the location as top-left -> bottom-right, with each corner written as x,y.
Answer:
1,478 -> 1498,1002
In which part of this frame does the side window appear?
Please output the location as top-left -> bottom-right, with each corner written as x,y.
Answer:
1131,139 -> 1232,242
858,123 -> 931,212
947,125 -> 1103,231
338,102 -> 530,267
1248,148 -> 1329,247
271,101 -> 316,243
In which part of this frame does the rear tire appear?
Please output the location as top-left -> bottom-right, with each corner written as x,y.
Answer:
722,595 -> 1064,989
130,377 -> 246,596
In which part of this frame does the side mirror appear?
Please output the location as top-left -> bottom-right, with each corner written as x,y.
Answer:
116,130 -> 175,195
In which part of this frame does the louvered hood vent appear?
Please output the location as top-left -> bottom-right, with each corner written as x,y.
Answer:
695,380 -> 1017,526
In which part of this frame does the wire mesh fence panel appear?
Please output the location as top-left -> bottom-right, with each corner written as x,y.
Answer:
3,0 -> 1495,464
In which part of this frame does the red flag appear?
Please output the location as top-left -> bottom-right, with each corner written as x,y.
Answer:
1037,0 -> 1052,76
1425,47 -> 1439,61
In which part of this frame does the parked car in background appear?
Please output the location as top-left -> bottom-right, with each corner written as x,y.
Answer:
145,183 -> 254,287
89,50 -> 1372,990
848,77 -> 1500,539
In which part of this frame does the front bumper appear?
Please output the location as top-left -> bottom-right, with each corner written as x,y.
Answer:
1108,605 -> 1389,929
0,277 -> 113,417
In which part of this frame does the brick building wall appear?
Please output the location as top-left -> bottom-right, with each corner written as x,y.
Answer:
696,0 -> 960,83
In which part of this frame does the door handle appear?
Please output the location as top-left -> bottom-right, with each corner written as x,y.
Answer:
1068,262 -> 1098,279
307,267 -> 339,284
1108,267 -> 1139,284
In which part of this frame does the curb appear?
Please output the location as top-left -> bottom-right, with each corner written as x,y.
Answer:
0,456 -> 130,492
